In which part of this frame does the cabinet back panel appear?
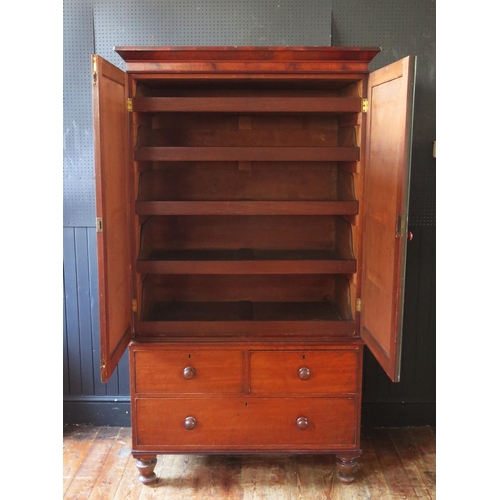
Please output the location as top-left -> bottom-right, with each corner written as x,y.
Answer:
143,274 -> 338,303
136,80 -> 359,94
139,274 -> 352,324
142,128 -> 340,148
151,113 -> 340,132
145,301 -> 345,322
138,216 -> 354,259
152,113 -> 237,132
143,88 -> 355,97
137,166 -> 343,202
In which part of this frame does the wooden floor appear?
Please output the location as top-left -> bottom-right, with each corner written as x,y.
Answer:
63,426 -> 435,500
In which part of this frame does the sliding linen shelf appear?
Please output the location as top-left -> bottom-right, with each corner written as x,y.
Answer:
137,249 -> 356,274
135,162 -> 359,215
136,274 -> 355,337
133,93 -> 361,162
137,215 -> 356,275
136,201 -> 357,216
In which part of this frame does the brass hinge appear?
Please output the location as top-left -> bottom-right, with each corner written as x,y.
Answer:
96,217 -> 103,232
92,55 -> 98,86
127,98 -> 133,112
101,357 -> 106,377
132,299 -> 138,312
362,98 -> 369,113
356,298 -> 362,312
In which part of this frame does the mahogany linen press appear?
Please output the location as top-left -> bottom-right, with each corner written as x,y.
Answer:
92,46 -> 415,484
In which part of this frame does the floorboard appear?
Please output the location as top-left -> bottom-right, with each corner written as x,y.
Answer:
63,426 -> 436,500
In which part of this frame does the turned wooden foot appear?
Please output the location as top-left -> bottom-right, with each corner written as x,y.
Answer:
336,454 -> 360,484
134,456 -> 158,485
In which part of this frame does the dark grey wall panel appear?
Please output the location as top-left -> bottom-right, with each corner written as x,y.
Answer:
63,288 -> 70,396
86,228 -> 106,396
362,225 -> 436,425
63,227 -> 130,398
63,228 -> 84,394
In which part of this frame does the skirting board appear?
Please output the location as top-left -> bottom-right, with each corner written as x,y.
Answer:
64,397 -> 131,427
361,402 -> 436,427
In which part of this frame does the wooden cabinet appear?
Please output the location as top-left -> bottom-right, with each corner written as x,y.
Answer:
92,46 -> 415,484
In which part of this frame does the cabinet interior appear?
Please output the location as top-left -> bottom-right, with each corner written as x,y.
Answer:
132,77 -> 363,338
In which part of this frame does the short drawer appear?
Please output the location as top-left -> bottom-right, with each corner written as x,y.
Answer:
135,397 -> 357,448
133,349 -> 244,394
250,350 -> 359,394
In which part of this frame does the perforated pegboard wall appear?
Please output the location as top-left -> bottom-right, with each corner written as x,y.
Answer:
331,0 -> 436,225
63,0 -> 96,226
93,0 -> 332,71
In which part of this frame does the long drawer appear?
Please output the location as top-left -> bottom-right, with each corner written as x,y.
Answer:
250,350 -> 359,394
135,397 -> 357,449
133,349 -> 244,394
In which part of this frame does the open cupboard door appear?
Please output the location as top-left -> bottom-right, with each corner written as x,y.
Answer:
360,56 -> 416,382
92,55 -> 133,383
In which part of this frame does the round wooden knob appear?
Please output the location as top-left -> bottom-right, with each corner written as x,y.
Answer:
408,231 -> 413,241
183,366 -> 195,380
184,417 -> 197,430
296,417 -> 309,430
298,367 -> 311,380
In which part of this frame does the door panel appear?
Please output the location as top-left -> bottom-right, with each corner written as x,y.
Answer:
92,55 -> 132,383
361,56 -> 416,382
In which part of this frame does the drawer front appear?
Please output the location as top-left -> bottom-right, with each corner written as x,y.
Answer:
135,397 -> 357,448
133,349 -> 244,394
250,350 -> 359,394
